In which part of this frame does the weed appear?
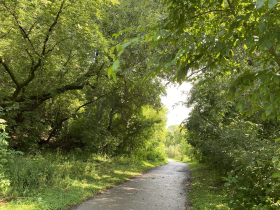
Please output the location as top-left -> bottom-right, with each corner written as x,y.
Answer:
186,160 -> 230,210
0,153 -> 167,210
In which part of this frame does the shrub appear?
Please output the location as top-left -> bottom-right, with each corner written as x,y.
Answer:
225,141 -> 280,209
0,119 -> 11,197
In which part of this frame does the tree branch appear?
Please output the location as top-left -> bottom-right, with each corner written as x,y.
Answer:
45,37 -> 71,55
269,46 -> 280,67
25,49 -> 35,64
42,0 -> 65,55
0,56 -> 20,87
227,0 -> 235,14
15,63 -> 106,108
63,52 -> 75,67
0,27 -> 13,38
75,87 -> 122,113
187,67 -> 206,79
3,2 -> 39,56
27,20 -> 38,36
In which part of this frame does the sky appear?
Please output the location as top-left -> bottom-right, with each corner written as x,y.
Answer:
161,82 -> 193,127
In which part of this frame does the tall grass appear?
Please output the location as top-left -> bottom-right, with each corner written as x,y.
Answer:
0,152 -> 167,210
2,152 -> 98,197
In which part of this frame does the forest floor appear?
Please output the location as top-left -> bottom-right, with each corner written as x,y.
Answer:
69,159 -> 191,210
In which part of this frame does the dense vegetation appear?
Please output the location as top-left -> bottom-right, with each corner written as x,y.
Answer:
0,0 -> 167,207
115,0 -> 280,209
0,154 -> 166,210
2,0 -> 280,209
0,0 -> 166,155
163,125 -> 191,161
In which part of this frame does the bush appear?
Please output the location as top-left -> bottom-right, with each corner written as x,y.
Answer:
225,141 -> 280,209
0,119 -> 9,167
0,119 -> 11,197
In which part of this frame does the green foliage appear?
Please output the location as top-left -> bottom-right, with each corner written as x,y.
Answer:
113,0 -> 280,120
0,118 -> 10,196
184,76 -> 280,209
0,152 -> 167,209
0,119 -> 9,166
109,0 -> 280,208
0,1 -> 169,205
164,144 -> 181,159
163,125 -> 194,161
164,125 -> 185,147
186,161 -> 230,210
225,144 -> 280,209
0,0 -> 167,160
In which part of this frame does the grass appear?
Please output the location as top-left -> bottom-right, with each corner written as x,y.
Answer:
186,159 -> 230,210
0,153 -> 167,210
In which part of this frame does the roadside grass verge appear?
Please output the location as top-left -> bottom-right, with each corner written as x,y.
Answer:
170,157 -> 230,210
186,160 -> 230,210
0,153 -> 167,210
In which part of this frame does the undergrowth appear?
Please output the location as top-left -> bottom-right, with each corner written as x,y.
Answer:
0,152 -> 167,210
186,160 -> 230,210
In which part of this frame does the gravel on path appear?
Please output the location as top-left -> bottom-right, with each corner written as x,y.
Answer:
69,159 -> 191,210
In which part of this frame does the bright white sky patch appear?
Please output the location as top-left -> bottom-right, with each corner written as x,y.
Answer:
161,82 -> 193,127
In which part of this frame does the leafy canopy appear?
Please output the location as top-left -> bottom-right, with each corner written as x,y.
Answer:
113,0 -> 280,119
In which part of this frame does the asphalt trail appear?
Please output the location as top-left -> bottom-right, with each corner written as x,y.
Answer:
70,159 -> 190,210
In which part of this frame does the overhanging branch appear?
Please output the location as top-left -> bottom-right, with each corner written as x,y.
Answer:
75,87 -> 122,113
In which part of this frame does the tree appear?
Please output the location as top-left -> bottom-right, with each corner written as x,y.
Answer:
114,0 -> 280,119
0,0 -> 167,153
184,73 -> 280,208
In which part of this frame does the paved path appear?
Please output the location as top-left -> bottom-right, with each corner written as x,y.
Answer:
70,159 -> 190,210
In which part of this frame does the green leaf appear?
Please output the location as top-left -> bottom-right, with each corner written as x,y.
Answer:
117,49 -> 124,57
147,57 -> 159,67
229,86 -> 236,94
112,71 -> 117,82
266,104 -> 273,116
265,39 -> 273,48
270,94 -> 275,103
121,41 -> 132,50
113,60 -> 120,71
262,112 -> 267,121
251,93 -> 258,102
275,138 -> 280,142
259,21 -> 266,35
256,0 -> 265,10
272,156 -> 279,162
145,33 -> 154,43
273,75 -> 280,84
268,0 -> 278,9
108,66 -> 113,77
110,46 -> 115,55
272,172 -> 280,178
236,100 -> 246,112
